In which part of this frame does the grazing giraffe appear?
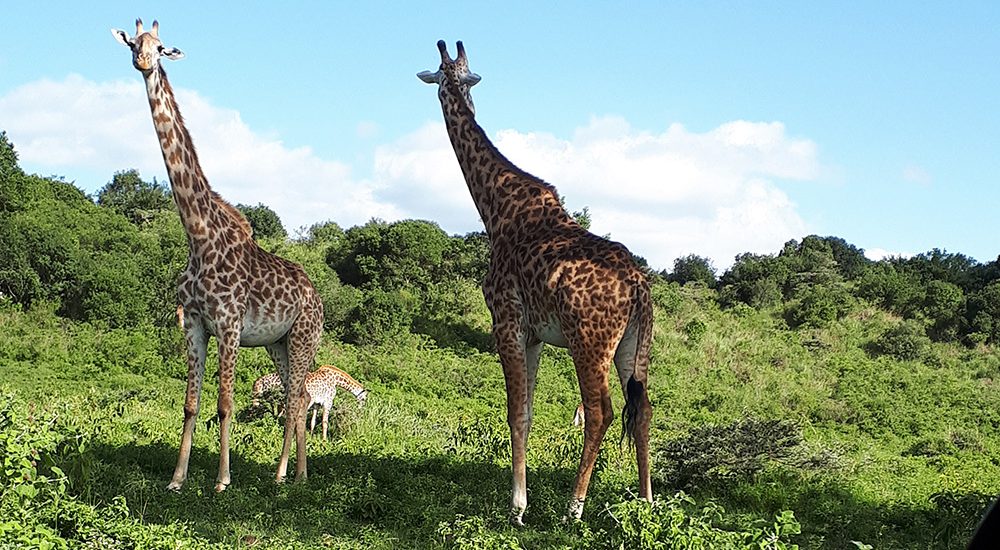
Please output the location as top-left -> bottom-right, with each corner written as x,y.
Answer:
252,365 -> 368,440
113,19 -> 323,492
418,41 -> 653,524
572,402 -> 586,428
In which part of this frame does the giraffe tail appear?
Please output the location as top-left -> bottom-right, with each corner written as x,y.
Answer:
622,279 -> 653,448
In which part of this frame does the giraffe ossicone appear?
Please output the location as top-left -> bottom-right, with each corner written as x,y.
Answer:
113,18 -> 324,493
418,40 -> 654,525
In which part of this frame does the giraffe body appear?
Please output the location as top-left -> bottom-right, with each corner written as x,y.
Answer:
252,366 -> 368,440
113,19 -> 323,492
419,41 -> 653,524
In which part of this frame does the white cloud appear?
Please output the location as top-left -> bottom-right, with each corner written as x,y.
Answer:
1,75 -> 822,270
865,248 -> 913,261
0,74 -> 401,231
902,165 -> 932,186
374,116 -> 820,269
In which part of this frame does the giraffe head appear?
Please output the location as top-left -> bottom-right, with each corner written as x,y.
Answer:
112,18 -> 184,73
417,40 -> 482,116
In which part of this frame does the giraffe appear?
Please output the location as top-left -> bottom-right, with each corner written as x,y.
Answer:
418,41 -> 653,524
572,402 -> 586,428
251,365 -> 368,440
113,19 -> 324,492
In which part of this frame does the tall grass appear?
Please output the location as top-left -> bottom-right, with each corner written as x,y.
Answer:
1,287 -> 997,548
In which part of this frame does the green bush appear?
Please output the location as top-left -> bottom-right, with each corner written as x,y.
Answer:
784,283 -> 854,328
871,320 -> 931,361
668,254 -> 718,288
654,419 -> 803,489
346,288 -> 418,345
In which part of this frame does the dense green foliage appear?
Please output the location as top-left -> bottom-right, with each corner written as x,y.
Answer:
237,202 -> 288,240
1,132 -> 999,548
96,169 -> 173,225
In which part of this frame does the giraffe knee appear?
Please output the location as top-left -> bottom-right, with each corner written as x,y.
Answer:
183,400 -> 199,421
217,397 -> 234,420
599,404 -> 614,430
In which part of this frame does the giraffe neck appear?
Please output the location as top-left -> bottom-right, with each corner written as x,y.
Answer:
335,374 -> 365,396
142,65 -> 216,241
437,86 -> 573,239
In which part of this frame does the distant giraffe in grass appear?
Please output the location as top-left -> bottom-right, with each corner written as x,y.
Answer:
113,19 -> 323,492
572,402 -> 585,428
252,365 -> 368,440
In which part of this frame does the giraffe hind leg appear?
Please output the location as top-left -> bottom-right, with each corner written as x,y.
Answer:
565,339 -> 618,521
285,302 -> 323,482
266,341 -> 294,483
613,315 -> 653,501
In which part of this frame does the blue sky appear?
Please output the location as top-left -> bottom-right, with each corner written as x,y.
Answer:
1,2 -> 998,270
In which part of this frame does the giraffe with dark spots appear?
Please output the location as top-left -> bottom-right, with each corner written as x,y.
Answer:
114,19 -> 324,493
419,41 -> 653,524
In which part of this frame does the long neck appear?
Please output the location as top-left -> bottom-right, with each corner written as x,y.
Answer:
437,86 -> 572,238
333,370 -> 365,395
143,65 -> 215,241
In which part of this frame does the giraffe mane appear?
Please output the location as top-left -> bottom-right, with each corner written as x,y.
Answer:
209,191 -> 254,238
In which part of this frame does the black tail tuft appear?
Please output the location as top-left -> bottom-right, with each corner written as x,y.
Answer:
621,374 -> 645,448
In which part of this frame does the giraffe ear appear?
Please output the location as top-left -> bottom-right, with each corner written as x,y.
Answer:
161,47 -> 185,61
111,28 -> 133,47
463,73 -> 482,87
417,70 -> 440,84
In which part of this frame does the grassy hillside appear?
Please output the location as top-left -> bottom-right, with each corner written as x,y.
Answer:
3,281 -> 999,548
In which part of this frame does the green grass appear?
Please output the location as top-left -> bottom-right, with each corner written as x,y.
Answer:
1,287 -> 998,548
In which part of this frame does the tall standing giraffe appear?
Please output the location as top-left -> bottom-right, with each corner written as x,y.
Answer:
418,41 -> 653,524
113,19 -> 324,492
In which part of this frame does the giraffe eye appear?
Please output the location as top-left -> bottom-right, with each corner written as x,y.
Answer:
157,45 -> 165,53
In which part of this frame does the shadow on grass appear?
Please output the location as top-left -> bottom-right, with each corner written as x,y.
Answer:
674,469 -> 992,550
82,441 -> 580,547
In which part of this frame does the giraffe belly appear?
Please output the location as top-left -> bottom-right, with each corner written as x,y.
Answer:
239,315 -> 295,347
534,316 -> 569,348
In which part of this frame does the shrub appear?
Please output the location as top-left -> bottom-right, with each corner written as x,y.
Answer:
654,418 -> 802,489
345,289 -> 417,346
668,254 -> 718,288
871,320 -> 931,361
683,318 -> 708,344
784,283 -> 854,328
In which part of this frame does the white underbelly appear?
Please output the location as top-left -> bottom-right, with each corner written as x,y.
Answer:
239,315 -> 295,347
535,316 -> 569,348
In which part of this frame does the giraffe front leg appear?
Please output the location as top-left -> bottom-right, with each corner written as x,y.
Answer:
168,318 -> 207,491
214,327 -> 241,493
492,312 -> 533,526
321,403 -> 330,441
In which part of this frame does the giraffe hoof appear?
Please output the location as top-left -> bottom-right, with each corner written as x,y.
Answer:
564,498 -> 585,523
166,480 -> 183,492
214,481 -> 229,493
509,509 -> 525,527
